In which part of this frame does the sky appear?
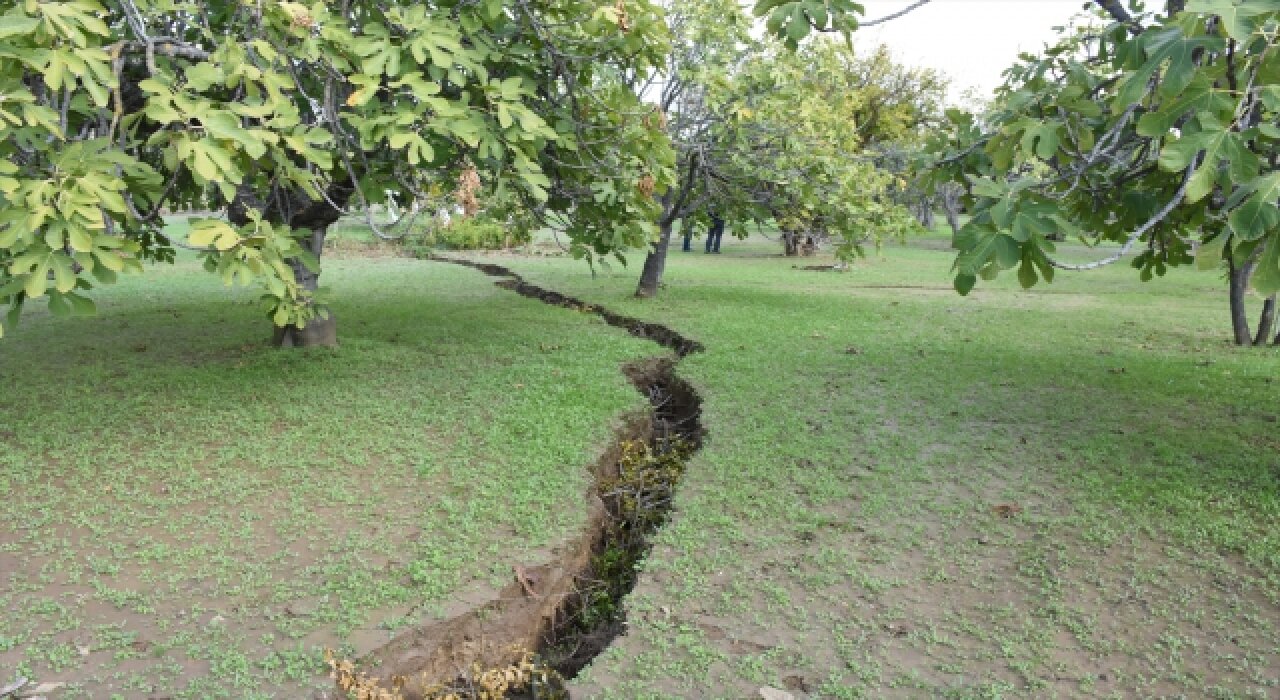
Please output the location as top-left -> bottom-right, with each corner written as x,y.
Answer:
851,0 -> 1087,103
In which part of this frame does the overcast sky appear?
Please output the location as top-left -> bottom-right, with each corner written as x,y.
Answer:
851,0 -> 1087,103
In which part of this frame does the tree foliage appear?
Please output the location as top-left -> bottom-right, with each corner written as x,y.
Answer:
634,0 -> 923,296
0,0 -> 672,340
760,0 -> 1280,344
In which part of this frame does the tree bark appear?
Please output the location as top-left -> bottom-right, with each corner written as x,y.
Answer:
230,180 -> 352,348
273,227 -> 338,348
1253,294 -> 1275,346
1228,255 -> 1254,346
635,221 -> 673,298
916,203 -> 935,230
939,184 -> 962,246
1094,0 -> 1136,26
783,230 -> 799,256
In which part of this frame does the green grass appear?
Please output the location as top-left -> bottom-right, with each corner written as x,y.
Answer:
0,234 -> 650,697
457,230 -> 1280,699
4,224 -> 1279,698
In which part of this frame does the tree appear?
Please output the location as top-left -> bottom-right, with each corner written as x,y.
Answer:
0,0 -> 671,345
632,0 -> 753,297
633,1 -> 917,297
760,0 -> 1280,346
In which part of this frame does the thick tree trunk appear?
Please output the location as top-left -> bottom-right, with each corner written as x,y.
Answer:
1228,256 -> 1254,346
229,180 -> 352,348
1254,295 -> 1276,346
635,221 -> 673,298
273,227 -> 338,348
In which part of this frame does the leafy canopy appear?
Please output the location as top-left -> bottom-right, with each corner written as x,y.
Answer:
932,1 -> 1280,298
755,0 -> 1280,301
0,0 -> 673,337
649,0 -> 920,259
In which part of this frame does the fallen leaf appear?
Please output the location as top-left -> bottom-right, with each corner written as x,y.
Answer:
783,675 -> 810,693
883,621 -> 912,637
992,503 -> 1023,518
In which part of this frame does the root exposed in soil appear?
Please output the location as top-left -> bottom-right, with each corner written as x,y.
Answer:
348,257 -> 705,699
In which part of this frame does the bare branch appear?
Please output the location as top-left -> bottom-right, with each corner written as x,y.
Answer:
860,0 -> 933,28
1046,157 -> 1198,271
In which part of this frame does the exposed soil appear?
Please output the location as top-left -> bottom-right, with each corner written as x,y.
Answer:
354,257 -> 706,698
432,256 -> 703,358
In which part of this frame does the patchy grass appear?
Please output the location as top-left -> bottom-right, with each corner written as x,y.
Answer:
0,244 -> 650,697
4,223 -> 1279,699
467,230 -> 1280,699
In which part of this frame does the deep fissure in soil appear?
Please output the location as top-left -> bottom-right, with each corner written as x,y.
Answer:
432,256 -> 704,677
540,356 -> 702,678
355,257 -> 704,697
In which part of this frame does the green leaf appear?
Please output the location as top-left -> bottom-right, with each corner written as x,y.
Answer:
1135,76 -> 1232,137
94,249 -> 124,272
1185,0 -> 1277,41
954,272 -> 976,295
185,63 -> 224,91
1114,27 -> 1219,110
1159,122 -> 1255,203
0,13 -> 39,39
992,234 -> 1020,269
189,219 -> 241,250
68,226 -> 93,252
24,257 -> 48,298
51,253 -> 76,293
65,291 -> 96,317
1252,234 -> 1280,296
1017,258 -> 1038,289
1228,173 -> 1280,241
47,291 -> 70,317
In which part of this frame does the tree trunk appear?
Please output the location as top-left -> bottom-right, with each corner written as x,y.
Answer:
940,185 -> 962,247
783,230 -> 799,256
273,227 -> 338,348
1254,294 -> 1276,346
914,199 -> 935,229
1228,255 -> 1254,346
228,180 -> 351,348
635,221 -> 673,298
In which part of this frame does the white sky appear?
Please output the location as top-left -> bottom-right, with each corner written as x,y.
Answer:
852,0 -> 1087,103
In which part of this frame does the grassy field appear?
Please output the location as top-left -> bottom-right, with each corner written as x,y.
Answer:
467,231 -> 1280,699
0,234 -> 651,698
3,224 -> 1279,698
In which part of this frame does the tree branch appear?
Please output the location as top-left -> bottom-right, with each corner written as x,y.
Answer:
1046,157 -> 1197,271
1093,0 -> 1144,34
860,0 -> 933,28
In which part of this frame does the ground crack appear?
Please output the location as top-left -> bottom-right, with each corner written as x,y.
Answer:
355,257 -> 706,699
433,256 -> 703,358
